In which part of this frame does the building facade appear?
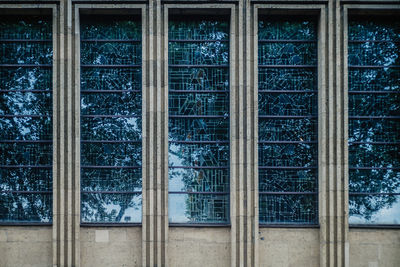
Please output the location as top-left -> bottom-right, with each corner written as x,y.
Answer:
0,0 -> 399,267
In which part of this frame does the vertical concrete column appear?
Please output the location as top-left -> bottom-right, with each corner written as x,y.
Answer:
230,1 -> 259,266
53,0 -> 80,266
319,1 -> 349,266
142,0 -> 168,266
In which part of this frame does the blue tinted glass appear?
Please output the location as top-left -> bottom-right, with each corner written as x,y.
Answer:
348,17 -> 400,224
0,16 -> 52,223
168,17 -> 230,224
258,17 -> 318,224
80,15 -> 142,223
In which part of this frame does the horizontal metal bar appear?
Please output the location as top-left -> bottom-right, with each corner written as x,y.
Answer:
0,90 -> 51,93
0,64 -> 52,68
0,140 -> 52,143
259,140 -> 317,144
81,90 -> 141,93
349,65 -> 400,68
169,90 -> 229,94
349,224 -> 400,229
81,165 -> 141,169
259,115 -> 317,119
349,141 -> 400,145
259,39 -> 317,43
259,191 -> 317,195
80,222 -> 141,227
349,116 -> 400,119
259,65 -> 317,68
349,40 -> 400,43
169,140 -> 229,144
169,115 -> 227,119
169,64 -> 229,68
0,114 -> 51,118
259,166 -> 317,169
349,192 -> 400,195
0,190 -> 51,194
169,191 -> 229,195
81,115 -> 140,118
349,167 -> 400,170
81,191 -> 141,194
0,222 -> 52,226
258,90 -> 318,94
169,39 -> 228,43
81,140 -> 141,144
0,39 -> 51,42
259,224 -> 319,228
169,223 -> 230,227
349,90 -> 400,94
169,166 -> 229,169
81,39 -> 141,43
81,64 -> 140,68
0,165 -> 52,168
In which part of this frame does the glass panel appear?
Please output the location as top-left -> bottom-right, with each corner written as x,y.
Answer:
81,193 -> 141,223
258,68 -> 316,91
81,92 -> 141,116
81,168 -> 141,192
169,143 -> 229,167
258,43 -> 317,65
258,92 -> 317,116
81,68 -> 141,91
349,20 -> 400,41
169,193 -> 229,223
349,169 -> 400,194
80,16 -> 142,223
349,195 -> 400,224
0,92 -> 52,115
259,194 -> 317,224
0,68 -> 52,91
0,42 -> 52,65
0,143 -> 52,165
81,42 -> 141,65
259,169 -> 317,192
0,193 -> 52,222
348,93 -> 399,116
169,118 -> 229,142
349,68 -> 400,92
348,42 -> 400,66
169,67 -> 229,91
258,20 -> 316,40
0,16 -> 52,40
258,18 -> 318,224
259,118 -> 317,142
169,168 -> 229,192
349,119 -> 400,143
169,92 -> 229,116
0,117 -> 51,140
168,17 -> 230,224
0,167 -> 52,191
349,144 -> 400,168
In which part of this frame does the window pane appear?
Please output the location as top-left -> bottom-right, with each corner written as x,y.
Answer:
168,16 -> 230,224
80,15 -> 142,223
0,15 -> 53,223
258,17 -> 318,224
348,17 -> 400,224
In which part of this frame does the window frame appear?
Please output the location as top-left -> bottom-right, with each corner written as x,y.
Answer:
0,4 -> 58,226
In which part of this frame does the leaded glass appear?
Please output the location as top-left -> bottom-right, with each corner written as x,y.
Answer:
80,15 -> 142,223
258,17 -> 318,225
349,17 -> 400,225
0,16 -> 52,223
168,16 -> 230,224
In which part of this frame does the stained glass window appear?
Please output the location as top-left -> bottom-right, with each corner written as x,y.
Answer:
80,15 -> 142,223
0,16 -> 53,223
348,17 -> 400,225
258,18 -> 318,224
168,16 -> 230,224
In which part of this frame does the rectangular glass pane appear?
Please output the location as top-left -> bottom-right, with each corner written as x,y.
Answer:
0,42 -> 52,65
349,17 -> 400,225
0,68 -> 52,91
169,193 -> 229,223
80,15 -> 142,223
168,16 -> 230,224
0,167 -> 51,191
258,17 -> 318,224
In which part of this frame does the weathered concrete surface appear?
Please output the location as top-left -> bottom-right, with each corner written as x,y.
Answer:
0,226 -> 52,267
168,227 -> 230,267
349,229 -> 400,267
259,228 -> 319,267
80,227 -> 142,267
